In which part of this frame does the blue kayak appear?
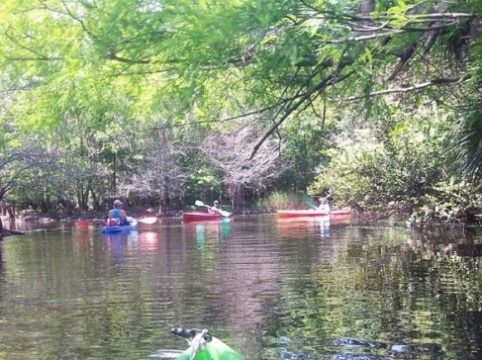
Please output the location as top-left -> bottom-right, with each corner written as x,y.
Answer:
101,217 -> 138,234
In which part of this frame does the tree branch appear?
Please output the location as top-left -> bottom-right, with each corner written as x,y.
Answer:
250,70 -> 355,159
106,52 -> 151,64
341,74 -> 471,101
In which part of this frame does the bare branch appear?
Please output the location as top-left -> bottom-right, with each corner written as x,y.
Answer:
106,52 -> 153,64
60,0 -> 98,40
202,122 -> 288,192
341,74 -> 471,102
250,70 -> 355,159
4,30 -> 53,60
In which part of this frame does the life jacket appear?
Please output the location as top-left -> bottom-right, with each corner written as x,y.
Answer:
106,209 -> 123,226
106,218 -> 120,227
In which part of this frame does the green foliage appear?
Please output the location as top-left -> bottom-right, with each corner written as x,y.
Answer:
454,98 -> 482,180
408,178 -> 482,226
1,0 -> 482,216
257,191 -> 310,211
276,108 -> 332,192
185,167 -> 222,198
309,101 -> 463,220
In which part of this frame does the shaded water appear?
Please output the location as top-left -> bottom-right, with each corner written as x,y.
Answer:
0,215 -> 482,359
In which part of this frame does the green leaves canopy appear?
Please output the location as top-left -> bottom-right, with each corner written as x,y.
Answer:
1,0 -> 482,212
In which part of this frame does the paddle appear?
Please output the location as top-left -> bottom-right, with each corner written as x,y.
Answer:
136,217 -> 158,225
305,200 -> 317,210
195,200 -> 231,217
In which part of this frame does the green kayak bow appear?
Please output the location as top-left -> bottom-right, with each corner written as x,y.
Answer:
172,327 -> 245,360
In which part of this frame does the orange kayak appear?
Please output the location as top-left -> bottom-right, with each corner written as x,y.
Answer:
182,212 -> 223,222
277,209 -> 351,218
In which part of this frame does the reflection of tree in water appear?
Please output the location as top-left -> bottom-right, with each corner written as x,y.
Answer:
256,226 -> 482,359
454,311 -> 482,359
0,243 -> 3,277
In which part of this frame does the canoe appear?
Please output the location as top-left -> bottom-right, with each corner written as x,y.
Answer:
277,209 -> 351,218
101,217 -> 138,233
182,212 -> 223,222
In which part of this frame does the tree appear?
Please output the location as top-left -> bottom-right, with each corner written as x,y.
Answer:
1,0 -> 482,214
0,147 -> 74,234
202,122 -> 288,209
120,126 -> 192,213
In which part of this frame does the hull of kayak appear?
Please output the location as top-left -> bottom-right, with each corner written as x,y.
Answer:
182,212 -> 223,222
101,218 -> 138,233
174,337 -> 244,360
74,220 -> 91,228
277,210 -> 351,218
169,327 -> 244,360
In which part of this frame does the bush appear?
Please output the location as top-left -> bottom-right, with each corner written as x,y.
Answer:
257,191 -> 311,212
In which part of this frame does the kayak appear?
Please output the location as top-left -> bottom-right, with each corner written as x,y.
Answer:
101,217 -> 138,233
74,220 -> 91,228
168,327 -> 244,360
277,209 -> 351,218
183,212 -> 223,222
175,336 -> 244,360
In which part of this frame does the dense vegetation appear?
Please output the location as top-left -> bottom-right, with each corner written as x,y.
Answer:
1,0 -> 482,227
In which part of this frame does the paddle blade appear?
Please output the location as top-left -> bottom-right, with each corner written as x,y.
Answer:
305,200 -> 317,209
195,200 -> 205,207
219,210 -> 231,218
137,217 -> 158,225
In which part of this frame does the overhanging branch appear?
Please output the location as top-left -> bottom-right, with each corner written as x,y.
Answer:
250,70 -> 354,159
341,74 -> 471,102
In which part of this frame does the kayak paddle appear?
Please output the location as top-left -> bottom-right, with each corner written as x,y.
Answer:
305,200 -> 317,210
195,200 -> 231,217
118,216 -> 157,225
136,217 -> 158,225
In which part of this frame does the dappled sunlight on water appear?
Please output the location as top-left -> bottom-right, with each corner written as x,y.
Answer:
0,215 -> 481,359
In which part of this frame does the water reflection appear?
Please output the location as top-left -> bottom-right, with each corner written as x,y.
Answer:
1,217 -> 64,232
103,232 -> 131,262
276,216 -> 334,238
183,219 -> 232,252
138,231 -> 159,252
101,230 -> 161,263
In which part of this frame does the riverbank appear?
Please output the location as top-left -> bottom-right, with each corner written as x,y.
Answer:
0,207 -> 270,238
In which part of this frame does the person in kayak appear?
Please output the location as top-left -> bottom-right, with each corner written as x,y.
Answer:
208,200 -> 222,215
318,198 -> 331,213
107,199 -> 129,226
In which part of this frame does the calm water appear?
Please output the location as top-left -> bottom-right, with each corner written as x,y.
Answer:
0,215 -> 482,359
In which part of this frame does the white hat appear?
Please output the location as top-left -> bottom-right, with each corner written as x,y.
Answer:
113,199 -> 123,206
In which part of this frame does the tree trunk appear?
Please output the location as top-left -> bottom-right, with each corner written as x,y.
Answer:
158,129 -> 169,215
230,183 -> 245,211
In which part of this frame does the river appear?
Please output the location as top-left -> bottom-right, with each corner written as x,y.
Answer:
0,215 -> 481,359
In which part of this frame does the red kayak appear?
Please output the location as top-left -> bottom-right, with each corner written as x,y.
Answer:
182,212 -> 223,222
277,209 -> 351,218
74,220 -> 91,228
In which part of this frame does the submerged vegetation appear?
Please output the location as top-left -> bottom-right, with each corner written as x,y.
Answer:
1,0 -> 482,228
